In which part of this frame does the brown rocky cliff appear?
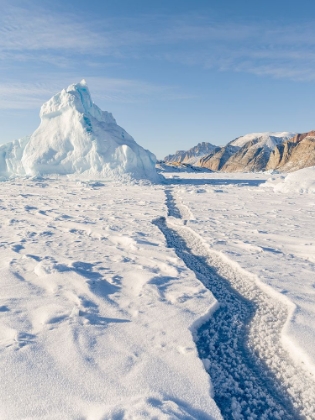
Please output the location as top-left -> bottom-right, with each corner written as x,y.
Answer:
221,140 -> 270,172
288,130 -> 315,144
267,131 -> 315,171
199,145 -> 238,171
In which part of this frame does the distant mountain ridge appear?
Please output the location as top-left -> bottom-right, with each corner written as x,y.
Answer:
164,142 -> 217,165
162,131 -> 315,173
216,132 -> 296,172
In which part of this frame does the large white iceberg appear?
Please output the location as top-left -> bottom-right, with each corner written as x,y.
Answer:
0,80 -> 159,182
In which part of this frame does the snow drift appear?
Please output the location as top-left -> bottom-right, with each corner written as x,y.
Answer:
0,80 -> 159,182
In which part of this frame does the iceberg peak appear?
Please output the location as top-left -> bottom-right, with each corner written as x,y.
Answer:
0,81 -> 159,182
39,80 -> 116,125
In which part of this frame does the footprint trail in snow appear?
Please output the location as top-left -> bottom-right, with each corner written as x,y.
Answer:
154,187 -> 315,420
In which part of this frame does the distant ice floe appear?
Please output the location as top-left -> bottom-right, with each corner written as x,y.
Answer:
264,166 -> 315,194
0,80 -> 159,182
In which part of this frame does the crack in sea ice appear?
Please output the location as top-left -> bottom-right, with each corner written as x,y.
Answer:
153,187 -> 315,420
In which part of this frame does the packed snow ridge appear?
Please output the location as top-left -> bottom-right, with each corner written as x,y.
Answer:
0,80 -> 159,182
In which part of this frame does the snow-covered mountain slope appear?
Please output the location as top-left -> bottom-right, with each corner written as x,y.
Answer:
0,80 -> 159,182
229,132 -> 296,149
164,142 -> 218,165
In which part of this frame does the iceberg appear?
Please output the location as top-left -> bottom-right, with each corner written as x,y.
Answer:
272,166 -> 315,194
0,80 -> 159,182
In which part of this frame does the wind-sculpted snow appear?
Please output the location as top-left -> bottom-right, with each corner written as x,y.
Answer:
0,178 -> 221,419
0,80 -> 159,182
154,185 -> 315,419
1,171 -> 315,418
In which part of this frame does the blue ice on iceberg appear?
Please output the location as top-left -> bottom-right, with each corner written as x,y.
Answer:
0,80 -> 159,182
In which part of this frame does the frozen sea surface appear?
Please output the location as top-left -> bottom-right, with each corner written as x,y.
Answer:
0,171 -> 315,419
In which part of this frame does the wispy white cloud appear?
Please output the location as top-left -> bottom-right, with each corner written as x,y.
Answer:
0,6 -> 112,56
151,21 -> 315,81
0,77 -> 197,109
1,2 -> 315,86
0,82 -> 56,109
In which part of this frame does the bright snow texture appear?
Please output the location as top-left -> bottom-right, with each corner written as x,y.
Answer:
0,80 -> 159,182
270,166 -> 315,194
0,178 -> 221,419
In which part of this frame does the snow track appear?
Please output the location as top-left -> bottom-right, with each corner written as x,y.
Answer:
154,187 -> 315,420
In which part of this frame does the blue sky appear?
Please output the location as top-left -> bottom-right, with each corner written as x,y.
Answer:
1,0 -> 315,158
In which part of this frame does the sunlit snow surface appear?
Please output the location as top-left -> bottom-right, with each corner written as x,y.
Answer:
1,170 -> 315,418
0,177 -> 220,419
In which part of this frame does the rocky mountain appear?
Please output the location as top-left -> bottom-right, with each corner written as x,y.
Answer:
267,131 -> 315,172
199,145 -> 238,171
199,132 -> 296,172
222,132 -> 296,172
0,80 -> 159,182
164,142 -> 217,165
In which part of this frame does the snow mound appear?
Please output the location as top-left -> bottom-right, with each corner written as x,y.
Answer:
1,80 -> 159,182
273,166 -> 315,194
229,132 -> 296,149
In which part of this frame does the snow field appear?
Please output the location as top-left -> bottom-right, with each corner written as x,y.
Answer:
1,170 -> 315,419
0,178 -> 221,419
